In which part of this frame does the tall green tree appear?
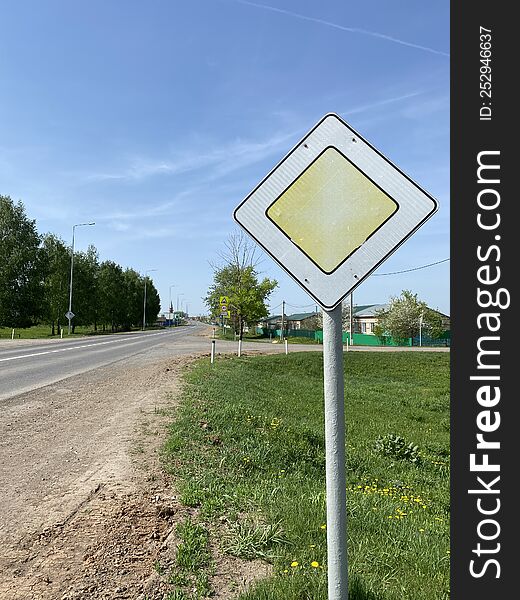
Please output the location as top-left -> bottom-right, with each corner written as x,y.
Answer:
205,231 -> 277,338
98,260 -> 126,331
70,244 -> 99,331
123,268 -> 145,329
0,196 -> 44,327
143,276 -> 161,328
374,290 -> 444,341
41,233 -> 70,335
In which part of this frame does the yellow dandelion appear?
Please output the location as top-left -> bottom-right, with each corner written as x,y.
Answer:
291,561 -> 299,567
311,561 -> 320,568
320,524 -> 326,530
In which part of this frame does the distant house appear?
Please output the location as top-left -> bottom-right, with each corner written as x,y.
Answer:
258,305 -> 449,337
352,304 -> 450,335
285,312 -> 319,330
352,304 -> 388,334
257,315 -> 283,330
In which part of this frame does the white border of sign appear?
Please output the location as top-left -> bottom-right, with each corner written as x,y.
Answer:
234,113 -> 438,309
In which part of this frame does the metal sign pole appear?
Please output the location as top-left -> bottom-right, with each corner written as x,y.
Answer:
323,304 -> 348,599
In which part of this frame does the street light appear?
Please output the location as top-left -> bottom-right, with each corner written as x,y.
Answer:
142,269 -> 157,330
176,293 -> 184,312
169,284 -> 176,327
68,221 -> 95,334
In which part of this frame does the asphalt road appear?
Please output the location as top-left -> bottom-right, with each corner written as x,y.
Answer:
0,324 -> 210,402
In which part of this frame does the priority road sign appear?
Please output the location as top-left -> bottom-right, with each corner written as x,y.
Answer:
233,112 -> 438,600
234,113 -> 438,309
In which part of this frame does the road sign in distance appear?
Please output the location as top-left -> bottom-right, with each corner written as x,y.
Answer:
234,113 -> 438,309
65,311 -> 75,320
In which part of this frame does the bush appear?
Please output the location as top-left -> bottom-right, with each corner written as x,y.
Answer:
374,433 -> 422,465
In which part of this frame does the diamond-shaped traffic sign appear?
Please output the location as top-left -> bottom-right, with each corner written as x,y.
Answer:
234,113 -> 438,309
65,310 -> 75,320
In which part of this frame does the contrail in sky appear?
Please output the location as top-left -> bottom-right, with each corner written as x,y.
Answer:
229,0 -> 449,58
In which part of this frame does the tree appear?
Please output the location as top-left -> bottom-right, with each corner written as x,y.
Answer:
143,276 -> 161,328
205,231 -> 278,338
70,244 -> 99,332
98,260 -> 126,331
312,299 -> 351,332
0,196 -> 44,328
41,233 -> 70,335
374,290 -> 444,341
122,268 -> 143,329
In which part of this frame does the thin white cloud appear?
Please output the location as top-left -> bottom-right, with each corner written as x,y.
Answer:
228,0 -> 449,57
341,90 -> 427,117
83,129 -> 296,184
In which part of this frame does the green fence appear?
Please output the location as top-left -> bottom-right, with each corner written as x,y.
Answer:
314,331 -> 410,346
256,327 -> 449,347
256,328 -> 316,339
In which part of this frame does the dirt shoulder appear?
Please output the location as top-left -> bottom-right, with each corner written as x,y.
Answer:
0,349 -> 185,599
0,327 -> 271,600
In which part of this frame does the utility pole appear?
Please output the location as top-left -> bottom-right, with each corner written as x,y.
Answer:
281,300 -> 285,341
169,284 -> 176,327
349,292 -> 354,346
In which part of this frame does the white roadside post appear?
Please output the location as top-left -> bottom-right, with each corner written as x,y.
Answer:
234,113 -> 438,599
210,339 -> 216,364
284,338 -> 288,354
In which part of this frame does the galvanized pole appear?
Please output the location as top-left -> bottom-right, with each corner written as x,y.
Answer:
281,300 -> 285,341
322,304 -> 348,599
142,277 -> 147,331
349,292 -> 354,347
68,225 -> 76,335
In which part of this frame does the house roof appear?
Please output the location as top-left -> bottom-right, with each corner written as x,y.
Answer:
353,304 -> 388,317
286,312 -> 317,321
261,315 -> 282,323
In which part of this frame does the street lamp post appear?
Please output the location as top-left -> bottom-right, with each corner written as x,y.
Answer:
68,222 -> 95,334
169,284 -> 176,327
142,269 -> 157,331
176,293 -> 184,312
176,293 -> 184,327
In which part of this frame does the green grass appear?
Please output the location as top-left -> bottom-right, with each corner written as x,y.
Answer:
0,324 -> 97,339
162,351 -> 450,600
213,329 -> 319,345
0,324 -> 176,339
164,518 -> 214,599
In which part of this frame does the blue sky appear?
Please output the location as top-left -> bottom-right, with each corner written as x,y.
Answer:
1,0 -> 449,317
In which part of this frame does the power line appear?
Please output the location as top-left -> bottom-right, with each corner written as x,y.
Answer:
285,302 -> 316,309
372,258 -> 449,276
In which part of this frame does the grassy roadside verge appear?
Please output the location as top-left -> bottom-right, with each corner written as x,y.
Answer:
162,352 -> 450,600
214,329 -> 319,345
0,324 -> 184,340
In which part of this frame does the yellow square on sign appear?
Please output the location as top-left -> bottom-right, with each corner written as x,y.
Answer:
266,147 -> 398,274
